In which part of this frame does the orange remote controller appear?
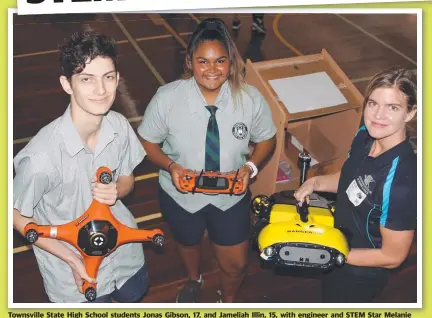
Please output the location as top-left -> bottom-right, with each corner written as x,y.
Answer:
179,169 -> 245,195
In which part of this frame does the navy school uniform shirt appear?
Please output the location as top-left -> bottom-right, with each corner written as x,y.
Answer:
335,126 -> 417,250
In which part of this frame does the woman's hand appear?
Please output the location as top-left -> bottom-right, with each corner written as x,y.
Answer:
293,177 -> 317,206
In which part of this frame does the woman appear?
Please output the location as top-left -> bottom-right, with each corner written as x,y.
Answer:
138,18 -> 276,303
294,68 -> 417,303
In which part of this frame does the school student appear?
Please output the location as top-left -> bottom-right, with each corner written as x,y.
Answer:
13,31 -> 148,303
138,18 -> 276,302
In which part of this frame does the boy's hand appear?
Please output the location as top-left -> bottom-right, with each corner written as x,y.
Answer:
66,254 -> 96,293
91,177 -> 118,205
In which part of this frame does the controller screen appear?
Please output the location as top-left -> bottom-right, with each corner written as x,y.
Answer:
198,176 -> 229,190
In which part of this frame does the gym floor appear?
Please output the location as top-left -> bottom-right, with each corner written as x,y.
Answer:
12,12 -> 418,303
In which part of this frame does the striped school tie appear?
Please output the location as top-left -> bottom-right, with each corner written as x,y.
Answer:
205,106 -> 220,172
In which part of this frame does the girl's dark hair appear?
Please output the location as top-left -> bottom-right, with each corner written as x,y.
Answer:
59,31 -> 118,78
364,68 -> 417,111
182,18 -> 245,106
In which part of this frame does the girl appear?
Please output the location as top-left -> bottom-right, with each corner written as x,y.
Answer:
294,68 -> 417,303
138,18 -> 276,303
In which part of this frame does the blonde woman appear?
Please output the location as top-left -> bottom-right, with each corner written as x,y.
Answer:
295,68 -> 417,302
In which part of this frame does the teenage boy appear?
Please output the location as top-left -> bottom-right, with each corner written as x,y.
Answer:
13,31 -> 148,303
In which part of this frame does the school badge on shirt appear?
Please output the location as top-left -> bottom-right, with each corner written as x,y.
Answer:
232,122 -> 248,140
346,179 -> 367,207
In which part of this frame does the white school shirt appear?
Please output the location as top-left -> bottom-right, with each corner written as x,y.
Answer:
138,78 -> 276,213
13,106 -> 146,303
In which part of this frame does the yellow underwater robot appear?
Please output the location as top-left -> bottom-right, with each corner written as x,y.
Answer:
250,153 -> 349,270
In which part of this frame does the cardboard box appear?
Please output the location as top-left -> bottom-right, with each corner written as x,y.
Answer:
246,49 -> 363,197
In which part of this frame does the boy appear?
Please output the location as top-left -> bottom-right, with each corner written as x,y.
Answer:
13,31 -> 147,303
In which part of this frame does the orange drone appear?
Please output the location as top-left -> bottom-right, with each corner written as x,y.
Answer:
179,169 -> 245,195
24,167 -> 164,302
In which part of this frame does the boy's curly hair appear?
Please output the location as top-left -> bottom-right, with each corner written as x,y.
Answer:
58,31 -> 118,78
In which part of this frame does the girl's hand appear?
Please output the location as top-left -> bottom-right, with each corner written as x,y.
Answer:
169,163 -> 186,192
238,165 -> 251,193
